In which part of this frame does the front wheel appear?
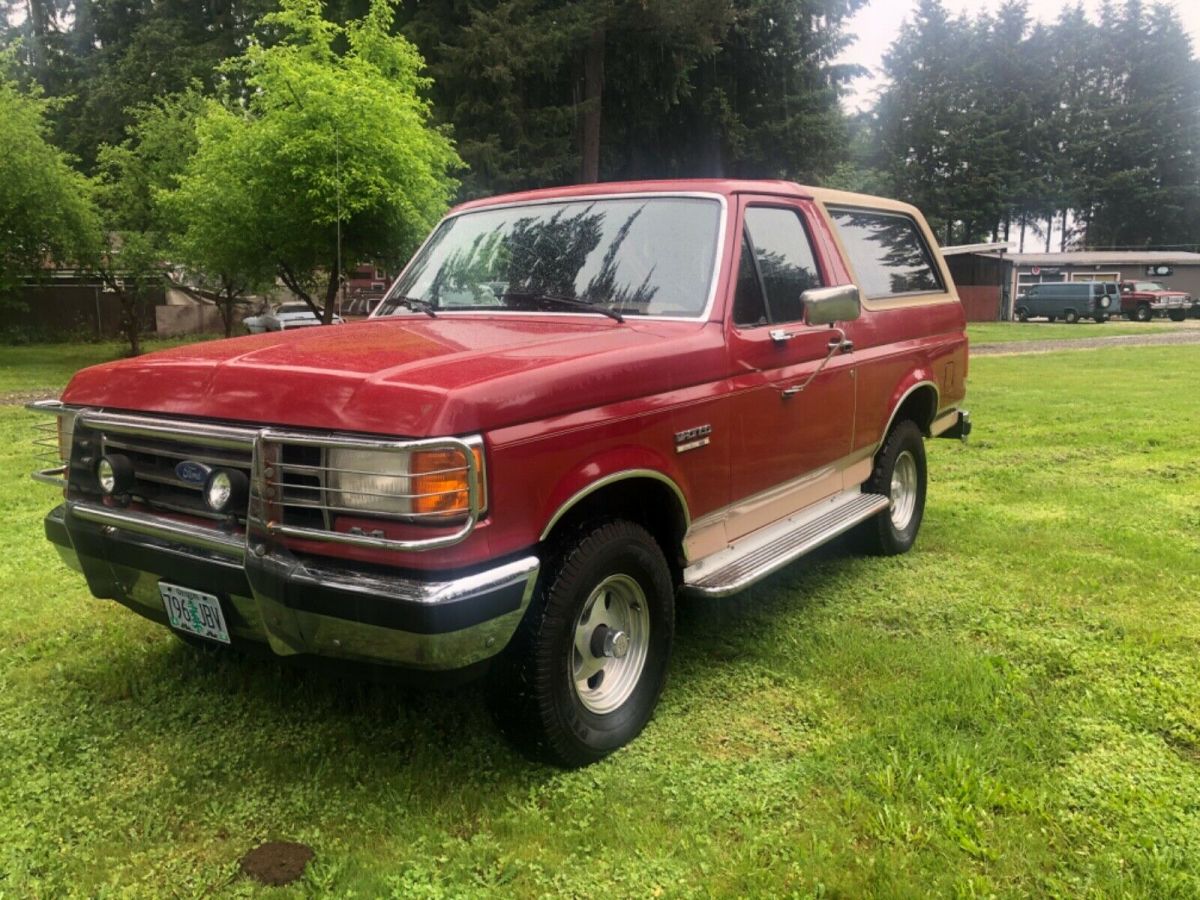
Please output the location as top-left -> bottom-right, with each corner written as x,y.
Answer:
1064,309 -> 1079,324
1134,304 -> 1152,322
861,420 -> 927,556
492,519 -> 674,767
1016,306 -> 1029,322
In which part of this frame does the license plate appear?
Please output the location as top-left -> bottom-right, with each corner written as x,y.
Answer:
159,583 -> 231,644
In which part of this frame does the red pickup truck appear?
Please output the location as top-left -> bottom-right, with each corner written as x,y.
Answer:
31,180 -> 969,765
1119,280 -> 1195,321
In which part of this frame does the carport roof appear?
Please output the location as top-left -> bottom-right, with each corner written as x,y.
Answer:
981,251 -> 1200,266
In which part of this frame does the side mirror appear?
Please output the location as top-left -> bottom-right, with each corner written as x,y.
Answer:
802,284 -> 861,326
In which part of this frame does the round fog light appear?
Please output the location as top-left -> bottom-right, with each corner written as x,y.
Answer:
95,454 -> 134,495
204,468 -> 248,513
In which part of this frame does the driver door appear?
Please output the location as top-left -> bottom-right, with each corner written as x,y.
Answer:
725,200 -> 857,538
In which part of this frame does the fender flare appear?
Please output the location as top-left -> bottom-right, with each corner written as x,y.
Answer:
876,377 -> 940,453
538,458 -> 690,542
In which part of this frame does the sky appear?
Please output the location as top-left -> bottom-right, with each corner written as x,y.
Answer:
837,0 -> 1200,112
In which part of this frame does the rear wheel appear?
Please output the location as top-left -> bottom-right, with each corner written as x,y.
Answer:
1135,304 -> 1152,322
492,519 -> 674,767
1064,309 -> 1079,324
861,420 -> 927,556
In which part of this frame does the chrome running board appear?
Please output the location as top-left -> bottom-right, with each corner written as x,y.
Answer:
683,490 -> 890,598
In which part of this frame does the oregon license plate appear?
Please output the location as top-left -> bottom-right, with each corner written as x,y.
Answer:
159,583 -> 231,644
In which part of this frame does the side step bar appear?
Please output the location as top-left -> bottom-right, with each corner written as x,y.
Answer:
683,491 -> 890,598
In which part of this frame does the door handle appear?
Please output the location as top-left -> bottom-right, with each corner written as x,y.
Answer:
769,328 -> 795,343
828,336 -> 854,353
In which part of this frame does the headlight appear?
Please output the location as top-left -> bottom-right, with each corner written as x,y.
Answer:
327,442 -> 486,520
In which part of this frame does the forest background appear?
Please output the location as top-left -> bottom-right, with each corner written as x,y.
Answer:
2,0 -> 1198,338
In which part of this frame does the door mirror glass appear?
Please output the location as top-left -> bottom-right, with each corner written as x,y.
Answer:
802,285 -> 861,326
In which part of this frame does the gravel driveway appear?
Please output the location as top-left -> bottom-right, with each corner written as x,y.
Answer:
973,325 -> 1200,356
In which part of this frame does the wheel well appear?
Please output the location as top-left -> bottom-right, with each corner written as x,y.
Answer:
892,384 -> 938,437
541,477 -> 688,584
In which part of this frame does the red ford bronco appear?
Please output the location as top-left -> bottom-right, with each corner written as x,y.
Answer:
1119,280 -> 1194,322
31,180 -> 970,766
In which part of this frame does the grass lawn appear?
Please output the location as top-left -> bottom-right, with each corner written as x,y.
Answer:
0,335 -> 222,396
1,341 -> 1198,897
967,321 -> 1175,344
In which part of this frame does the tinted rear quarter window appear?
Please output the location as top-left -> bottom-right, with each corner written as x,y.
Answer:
829,208 -> 944,299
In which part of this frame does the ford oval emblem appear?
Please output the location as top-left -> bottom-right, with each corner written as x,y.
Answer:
175,461 -> 212,485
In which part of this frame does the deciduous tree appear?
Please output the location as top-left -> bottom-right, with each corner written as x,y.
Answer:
0,63 -> 99,305
168,0 -> 462,323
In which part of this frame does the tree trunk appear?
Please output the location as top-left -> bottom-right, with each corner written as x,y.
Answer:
579,25 -> 604,184
121,292 -> 141,357
322,265 -> 339,325
221,290 -> 235,338
278,265 -> 323,319
1060,209 -> 1069,251
1018,216 -> 1027,253
1045,215 -> 1052,253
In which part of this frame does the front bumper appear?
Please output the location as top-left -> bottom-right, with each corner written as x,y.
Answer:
46,502 -> 539,672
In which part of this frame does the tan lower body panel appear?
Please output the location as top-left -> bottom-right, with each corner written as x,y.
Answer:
684,447 -> 875,564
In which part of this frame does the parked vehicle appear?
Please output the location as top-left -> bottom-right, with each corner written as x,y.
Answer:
243,303 -> 345,333
1014,282 -> 1116,323
1118,280 -> 1194,322
30,181 -> 970,766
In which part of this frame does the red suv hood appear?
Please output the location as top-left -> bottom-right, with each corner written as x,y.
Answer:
62,316 -> 725,436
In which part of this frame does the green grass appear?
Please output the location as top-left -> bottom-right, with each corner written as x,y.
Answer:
0,335 -> 222,395
967,321 -> 1176,344
1,341 -> 1198,897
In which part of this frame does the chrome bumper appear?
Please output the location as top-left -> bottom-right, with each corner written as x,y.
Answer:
47,503 -> 539,671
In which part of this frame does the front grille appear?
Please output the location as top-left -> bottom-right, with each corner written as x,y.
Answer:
102,433 -> 253,520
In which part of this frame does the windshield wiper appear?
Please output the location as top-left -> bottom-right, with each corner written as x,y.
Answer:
502,291 -> 624,323
387,295 -> 438,318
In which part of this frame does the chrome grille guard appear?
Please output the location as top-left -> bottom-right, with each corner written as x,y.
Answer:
28,402 -> 485,554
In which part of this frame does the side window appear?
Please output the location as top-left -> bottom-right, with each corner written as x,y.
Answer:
733,233 -> 768,327
743,207 -> 822,323
829,208 -> 944,300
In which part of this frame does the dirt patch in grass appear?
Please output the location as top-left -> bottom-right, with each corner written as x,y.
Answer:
239,841 -> 314,886
1,389 -> 60,406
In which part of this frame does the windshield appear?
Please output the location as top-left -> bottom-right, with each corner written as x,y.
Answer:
377,196 -> 722,319
1134,282 -> 1167,291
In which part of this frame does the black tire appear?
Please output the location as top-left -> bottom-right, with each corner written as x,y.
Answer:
1047,315 -> 1057,322
491,519 -> 674,767
1064,309 -> 1079,324
1168,310 -> 1185,322
1016,306 -> 1029,322
1134,304 -> 1152,322
860,420 -> 927,556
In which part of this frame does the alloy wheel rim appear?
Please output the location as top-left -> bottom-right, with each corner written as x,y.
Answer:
890,450 -> 918,530
570,573 -> 650,715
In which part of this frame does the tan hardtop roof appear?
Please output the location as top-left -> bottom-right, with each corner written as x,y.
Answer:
733,182 -> 925,218
452,179 -> 925,220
